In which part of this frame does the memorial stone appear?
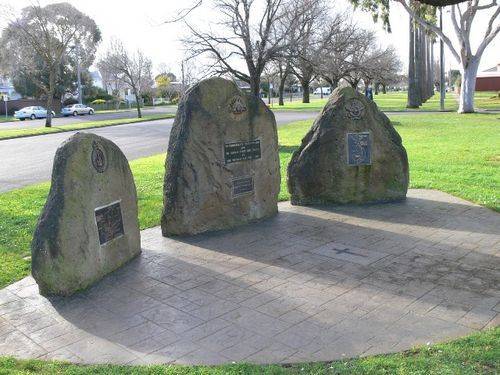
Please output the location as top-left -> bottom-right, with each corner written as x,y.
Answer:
287,86 -> 409,205
161,77 -> 280,236
31,132 -> 141,296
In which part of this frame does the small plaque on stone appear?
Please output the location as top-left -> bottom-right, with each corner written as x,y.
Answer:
347,132 -> 371,166
232,176 -> 254,197
224,140 -> 261,164
95,201 -> 124,245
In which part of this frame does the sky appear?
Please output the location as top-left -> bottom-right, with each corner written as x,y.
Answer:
1,0 -> 499,80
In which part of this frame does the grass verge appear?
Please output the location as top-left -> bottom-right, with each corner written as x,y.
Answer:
0,114 -> 174,140
271,91 -> 500,112
0,113 -> 499,289
0,327 -> 498,374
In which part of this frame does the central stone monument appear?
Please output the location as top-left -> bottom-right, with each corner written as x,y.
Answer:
32,133 -> 141,296
287,86 -> 409,205
161,77 -> 280,236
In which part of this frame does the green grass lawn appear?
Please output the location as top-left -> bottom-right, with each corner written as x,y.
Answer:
0,112 -> 498,373
474,91 -> 500,110
271,91 -> 500,112
0,114 -> 174,140
0,326 -> 498,374
0,112 -> 498,289
0,117 -> 15,123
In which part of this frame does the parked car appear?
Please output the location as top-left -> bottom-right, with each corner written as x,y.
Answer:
313,87 -> 331,95
61,104 -> 94,117
14,106 -> 56,121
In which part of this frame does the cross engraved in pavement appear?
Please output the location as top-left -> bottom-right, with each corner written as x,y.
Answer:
333,247 -> 366,257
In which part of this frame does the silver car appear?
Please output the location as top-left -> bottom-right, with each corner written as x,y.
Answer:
14,106 -> 56,121
61,104 -> 94,117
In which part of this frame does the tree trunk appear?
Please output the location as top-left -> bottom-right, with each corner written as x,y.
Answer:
382,84 -> 387,94
407,17 -> 420,108
132,87 -> 142,118
414,24 -> 423,106
250,76 -> 261,98
45,70 -> 56,127
429,40 -> 434,96
301,80 -> 310,103
329,79 -> 339,91
419,28 -> 427,102
458,59 -> 479,113
277,63 -> 288,106
278,78 -> 285,106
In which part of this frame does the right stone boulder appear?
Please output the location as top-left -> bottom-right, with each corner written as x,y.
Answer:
287,86 -> 409,205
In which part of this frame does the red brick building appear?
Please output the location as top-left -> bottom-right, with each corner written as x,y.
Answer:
476,63 -> 500,91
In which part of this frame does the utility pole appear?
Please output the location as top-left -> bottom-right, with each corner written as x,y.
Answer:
3,95 -> 7,119
439,7 -> 445,111
76,43 -> 82,104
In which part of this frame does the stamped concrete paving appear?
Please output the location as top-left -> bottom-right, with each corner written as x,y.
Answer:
0,189 -> 498,365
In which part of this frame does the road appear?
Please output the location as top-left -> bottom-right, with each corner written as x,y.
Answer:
0,106 -> 177,130
0,111 -> 318,193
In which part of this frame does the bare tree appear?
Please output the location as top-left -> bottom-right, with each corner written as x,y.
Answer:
97,40 -> 153,118
317,23 -> 366,91
271,58 -> 292,105
371,46 -> 402,93
0,3 -> 101,126
397,0 -> 500,113
182,0 -> 301,97
289,0 -> 343,103
344,30 -> 376,89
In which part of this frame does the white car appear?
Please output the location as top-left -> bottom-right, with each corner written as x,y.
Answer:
14,106 -> 56,121
314,87 -> 331,95
61,104 -> 94,117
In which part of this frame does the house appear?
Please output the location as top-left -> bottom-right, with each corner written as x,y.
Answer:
0,77 -> 22,100
90,70 -> 104,90
476,63 -> 500,91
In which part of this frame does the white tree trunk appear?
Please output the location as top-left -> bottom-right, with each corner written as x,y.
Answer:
459,59 -> 479,113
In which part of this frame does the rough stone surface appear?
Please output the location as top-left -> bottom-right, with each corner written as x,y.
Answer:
1,190 -> 498,365
161,77 -> 280,236
287,86 -> 409,205
31,132 -> 141,296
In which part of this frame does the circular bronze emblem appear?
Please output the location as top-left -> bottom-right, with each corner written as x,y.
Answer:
345,98 -> 366,120
91,141 -> 107,173
229,95 -> 247,115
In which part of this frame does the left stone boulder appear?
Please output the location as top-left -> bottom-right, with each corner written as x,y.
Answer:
31,132 -> 141,296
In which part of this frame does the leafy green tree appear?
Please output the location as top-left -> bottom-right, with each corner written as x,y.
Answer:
0,3 -> 101,126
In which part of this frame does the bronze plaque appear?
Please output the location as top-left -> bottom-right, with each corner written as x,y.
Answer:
346,132 -> 372,166
232,176 -> 254,197
224,140 -> 261,164
95,201 -> 124,245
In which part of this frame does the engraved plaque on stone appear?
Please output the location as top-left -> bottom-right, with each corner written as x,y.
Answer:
95,201 -> 125,245
224,140 -> 261,164
232,176 -> 254,197
346,132 -> 371,166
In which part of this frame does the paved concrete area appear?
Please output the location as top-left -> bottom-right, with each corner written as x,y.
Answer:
0,111 -> 317,193
0,189 -> 498,365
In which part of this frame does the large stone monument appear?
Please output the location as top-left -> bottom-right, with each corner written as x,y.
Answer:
161,77 -> 280,236
32,133 -> 141,296
287,86 -> 408,205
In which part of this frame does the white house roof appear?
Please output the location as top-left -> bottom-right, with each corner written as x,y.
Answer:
477,63 -> 500,78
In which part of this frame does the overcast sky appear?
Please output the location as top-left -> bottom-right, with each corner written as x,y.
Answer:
2,0 -> 499,80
